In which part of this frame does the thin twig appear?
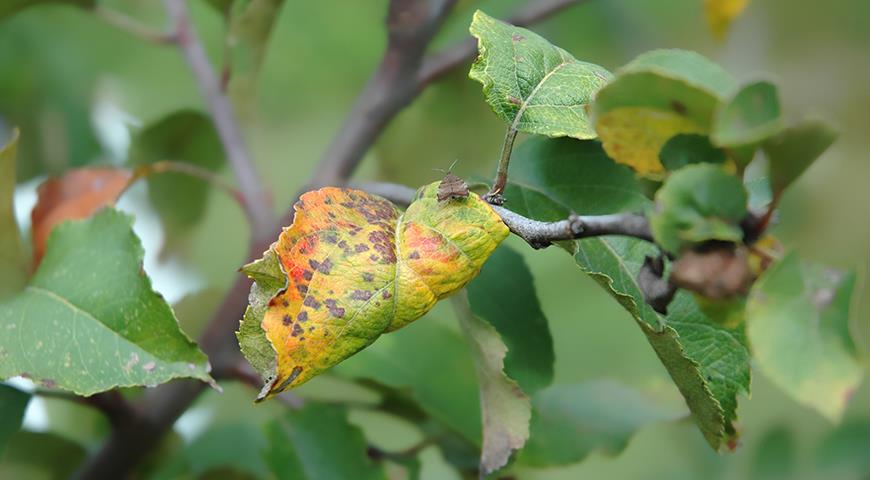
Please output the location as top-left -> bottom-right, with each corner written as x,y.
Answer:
94,6 -> 176,44
484,128 -> 518,204
163,0 -> 273,237
417,0 -> 586,86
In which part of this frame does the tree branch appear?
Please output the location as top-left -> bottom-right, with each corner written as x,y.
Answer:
164,0 -> 273,237
309,0 -> 459,188
417,0 -> 586,86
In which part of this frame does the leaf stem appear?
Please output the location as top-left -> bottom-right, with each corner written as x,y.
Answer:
485,127 -> 518,204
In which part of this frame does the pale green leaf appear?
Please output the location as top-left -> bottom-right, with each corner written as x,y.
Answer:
712,80 -> 784,147
0,208 -> 212,395
452,291 -> 531,475
763,118 -> 837,196
469,10 -> 611,139
650,164 -> 748,254
263,403 -> 387,480
519,380 -> 686,466
747,252 -> 862,421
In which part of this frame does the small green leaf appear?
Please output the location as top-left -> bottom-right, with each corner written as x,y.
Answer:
712,81 -> 783,147
519,380 -> 686,466
593,49 -> 736,175
466,245 -> 554,394
746,253 -> 862,421
0,130 -> 27,299
505,138 -> 750,450
0,384 -> 30,455
237,250 -> 283,398
751,426 -> 797,480
763,118 -> 837,196
186,423 -> 270,478
263,403 -> 387,480
224,0 -> 286,109
0,0 -> 94,21
0,431 -> 86,479
659,134 -> 727,171
469,10 -> 611,139
452,291 -> 531,475
0,208 -> 212,395
129,111 -> 225,241
650,164 -> 748,254
337,313 -> 482,444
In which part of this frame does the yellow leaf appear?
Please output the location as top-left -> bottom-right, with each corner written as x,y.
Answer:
248,183 -> 508,399
704,0 -> 750,40
596,107 -> 706,176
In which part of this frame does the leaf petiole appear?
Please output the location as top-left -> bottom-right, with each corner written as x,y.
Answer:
485,127 -> 518,205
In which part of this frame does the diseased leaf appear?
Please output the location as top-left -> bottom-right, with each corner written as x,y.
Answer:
31,167 -> 132,267
704,0 -> 751,39
505,137 -> 750,450
519,380 -> 686,466
594,49 -> 736,175
763,118 -> 837,197
0,130 -> 27,299
712,81 -> 783,148
0,0 -> 94,21
243,184 -> 508,399
469,10 -> 611,139
0,384 -> 30,455
0,208 -> 212,395
452,291 -> 531,475
128,110 -> 224,240
650,164 -> 748,254
659,133 -> 727,171
263,403 -> 386,480
466,245 -> 554,394
746,253 -> 862,421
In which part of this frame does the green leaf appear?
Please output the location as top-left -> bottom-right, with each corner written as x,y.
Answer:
519,380 -> 686,466
504,138 -> 751,450
0,384 -> 30,455
186,423 -> 269,478
263,403 -> 387,480
469,10 -> 612,139
746,252 -> 862,421
593,49 -> 736,175
650,164 -> 748,254
712,81 -> 784,148
0,208 -> 212,395
763,118 -> 837,196
0,130 -> 27,299
452,291 -> 531,475
337,312 -> 482,444
237,250 -> 283,399
659,134 -> 727,171
0,0 -> 94,21
224,0 -> 286,110
815,420 -> 870,477
750,425 -> 797,480
0,431 -> 86,479
466,245 -> 554,394
129,110 -> 225,240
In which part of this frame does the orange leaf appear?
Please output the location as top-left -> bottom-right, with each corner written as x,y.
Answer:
31,167 -> 132,266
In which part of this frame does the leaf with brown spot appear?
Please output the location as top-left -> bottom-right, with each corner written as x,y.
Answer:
31,167 -> 131,267
238,183 -> 508,400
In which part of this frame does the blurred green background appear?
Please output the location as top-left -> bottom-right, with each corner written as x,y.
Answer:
1,0 -> 869,478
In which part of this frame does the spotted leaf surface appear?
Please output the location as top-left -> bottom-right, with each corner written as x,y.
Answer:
469,10 -> 611,139
241,183 -> 508,400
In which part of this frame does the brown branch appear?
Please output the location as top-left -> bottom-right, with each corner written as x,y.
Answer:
353,181 -> 653,248
164,0 -> 273,237
309,0 -> 459,188
417,0 -> 586,86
